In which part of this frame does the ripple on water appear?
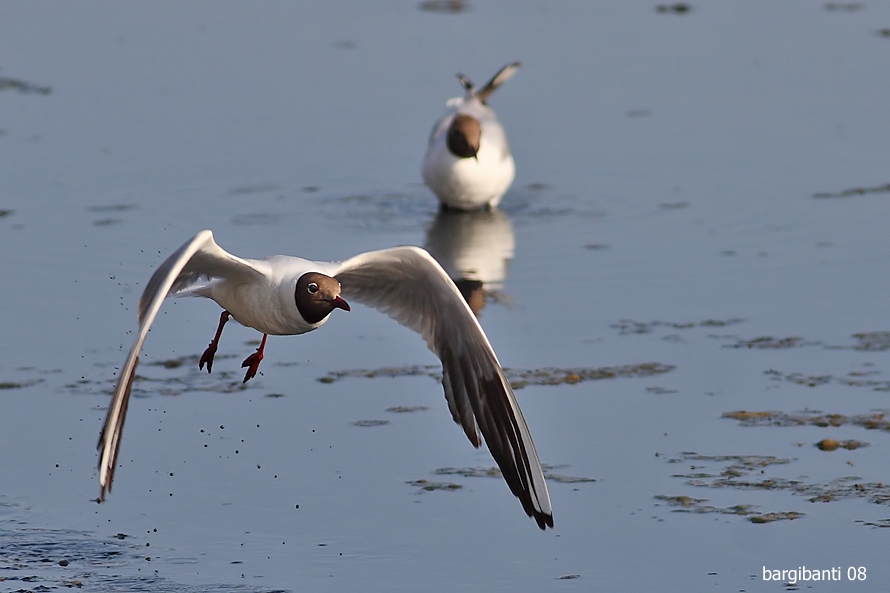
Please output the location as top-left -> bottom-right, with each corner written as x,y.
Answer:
0,526 -> 289,592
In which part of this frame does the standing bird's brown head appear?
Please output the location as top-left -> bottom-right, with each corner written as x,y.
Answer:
447,114 -> 481,160
295,272 -> 350,324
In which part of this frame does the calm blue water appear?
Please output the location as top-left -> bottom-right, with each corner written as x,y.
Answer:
2,2 -> 890,591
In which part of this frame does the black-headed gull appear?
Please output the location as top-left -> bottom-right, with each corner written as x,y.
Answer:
97,230 -> 553,529
421,62 -> 520,211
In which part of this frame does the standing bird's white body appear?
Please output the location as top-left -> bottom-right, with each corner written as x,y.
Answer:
421,62 -> 520,211
97,230 -> 553,530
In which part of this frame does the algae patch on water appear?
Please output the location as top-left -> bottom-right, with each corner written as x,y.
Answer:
654,495 -> 802,523
813,183 -> 890,199
386,405 -> 429,413
406,479 -> 463,493
417,0 -> 469,13
0,378 -> 43,389
318,362 -> 674,389
846,331 -> 890,351
748,512 -> 805,524
764,369 -> 890,391
611,317 -> 746,336
407,464 -> 594,500
723,409 -> 890,431
67,358 -> 250,399
351,419 -> 390,427
0,75 -> 51,94
433,464 -> 596,484
663,452 -> 890,507
816,439 -> 867,452
723,336 -> 812,349
723,409 -> 876,451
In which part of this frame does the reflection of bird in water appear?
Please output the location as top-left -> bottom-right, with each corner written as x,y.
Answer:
424,208 -> 515,315
421,62 -> 520,211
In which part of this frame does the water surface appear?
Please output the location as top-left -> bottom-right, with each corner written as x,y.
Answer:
2,2 -> 890,591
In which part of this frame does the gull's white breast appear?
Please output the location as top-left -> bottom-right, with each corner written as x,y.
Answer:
196,255 -> 327,336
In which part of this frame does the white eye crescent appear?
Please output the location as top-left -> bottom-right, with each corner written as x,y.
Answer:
307,282 -> 319,294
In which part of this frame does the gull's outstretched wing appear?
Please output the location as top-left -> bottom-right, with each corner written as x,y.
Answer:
331,246 -> 552,529
97,230 -> 264,500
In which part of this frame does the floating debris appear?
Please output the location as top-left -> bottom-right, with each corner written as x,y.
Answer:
86,204 -> 138,213
0,76 -> 51,94
407,479 -> 463,492
65,364 -> 250,398
824,2 -> 862,10
655,3 -> 692,13
645,386 -> 678,395
720,409 -> 890,429
506,363 -> 674,389
434,466 -> 501,479
0,378 -> 43,389
664,452 -> 890,506
813,183 -> 890,199
319,362 -> 674,389
147,356 -> 195,369
721,410 -> 785,424
321,365 -> 438,382
749,512 -> 804,524
666,452 -> 792,473
655,495 -> 759,517
856,518 -> 890,528
611,318 -> 745,336
816,439 -> 867,452
655,494 -> 805,523
847,331 -> 890,352
723,336 -> 810,349
655,494 -> 708,508
93,218 -> 123,226
385,405 -> 429,413
351,419 -> 390,427
229,184 -> 280,196
433,464 -> 596,484
418,0 -> 469,12
546,473 -> 597,484
764,369 -> 890,392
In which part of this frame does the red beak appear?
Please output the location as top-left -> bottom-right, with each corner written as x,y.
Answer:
329,296 -> 350,312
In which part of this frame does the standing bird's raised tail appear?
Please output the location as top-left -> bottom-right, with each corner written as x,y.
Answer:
475,61 -> 521,104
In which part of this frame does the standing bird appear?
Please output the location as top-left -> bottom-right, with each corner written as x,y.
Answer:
421,62 -> 520,211
97,230 -> 553,530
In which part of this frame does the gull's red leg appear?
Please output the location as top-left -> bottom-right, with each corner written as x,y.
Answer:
241,333 -> 267,383
199,310 -> 231,373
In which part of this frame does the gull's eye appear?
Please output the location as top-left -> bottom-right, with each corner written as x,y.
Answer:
307,282 -> 319,294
